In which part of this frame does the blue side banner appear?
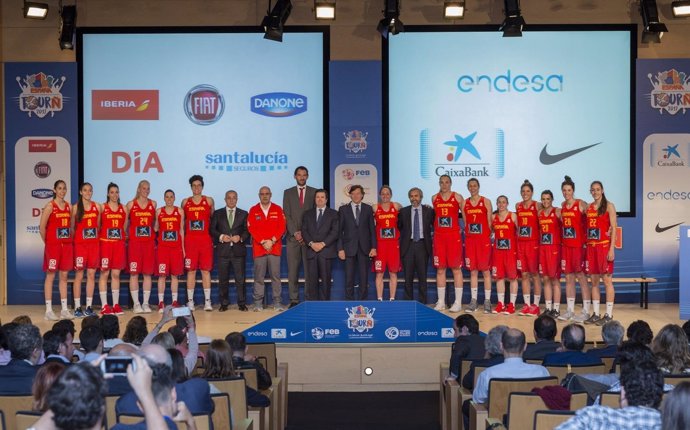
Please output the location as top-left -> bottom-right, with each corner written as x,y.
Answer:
243,301 -> 455,343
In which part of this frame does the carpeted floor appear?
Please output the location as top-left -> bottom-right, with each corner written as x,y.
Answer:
286,391 -> 440,430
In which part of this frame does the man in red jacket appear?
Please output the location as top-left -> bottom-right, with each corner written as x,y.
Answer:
247,186 -> 287,311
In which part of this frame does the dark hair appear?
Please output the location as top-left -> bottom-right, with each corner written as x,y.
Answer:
52,180 -> 66,200
561,324 -> 585,351
189,175 -> 204,187
202,339 -> 236,379
439,174 -> 452,184
590,180 -> 609,216
454,315 -> 479,335
627,320 -> 653,345
541,190 -> 554,200
79,325 -> 103,353
168,325 -> 186,346
122,316 -> 148,345
521,179 -> 533,192
662,382 -> 690,430
46,363 -> 107,429
349,184 -> 365,196
0,322 -> 16,349
294,166 -> 309,175
314,189 -> 329,202
683,320 -> 690,343
467,177 -> 480,187
620,359 -> 664,408
534,315 -> 557,341
379,185 -> 393,195
52,320 -> 76,336
150,362 -> 175,405
8,323 -> 42,360
561,175 -> 575,191
32,362 -> 66,412
164,189 -> 175,197
43,330 -> 63,356
652,324 -> 690,374
76,182 -> 93,223
617,341 -> 656,369
106,182 -> 120,204
13,315 -> 33,325
168,348 -> 188,383
99,315 -> 119,340
502,329 -> 526,354
225,332 -> 247,354
81,315 -> 100,331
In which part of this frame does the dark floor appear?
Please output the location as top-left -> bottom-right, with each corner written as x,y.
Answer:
285,391 -> 441,430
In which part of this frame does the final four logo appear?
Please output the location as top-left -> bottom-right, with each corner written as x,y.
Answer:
344,130 -> 368,154
16,72 -> 66,118
648,69 -> 690,115
346,305 -> 375,333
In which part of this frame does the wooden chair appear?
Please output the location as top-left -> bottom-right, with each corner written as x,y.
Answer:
569,391 -> 588,410
664,374 -> 690,386
211,393 -> 232,430
439,362 -> 450,430
545,363 -> 606,381
235,368 -> 276,430
117,412 -> 212,429
601,357 -> 615,373
236,368 -> 259,391
583,341 -> 598,352
439,362 -> 459,430
15,410 -> 42,429
494,391 -> 588,429
246,343 -> 277,378
533,410 -> 575,430
0,395 -> 33,430
277,363 -> 288,430
105,394 -> 119,430
600,391 -> 620,408
208,377 -> 249,429
469,376 -> 558,430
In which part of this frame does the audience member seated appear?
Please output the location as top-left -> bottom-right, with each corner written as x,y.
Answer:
143,308 -> 199,376
0,323 -> 42,394
32,361 -> 66,411
101,314 -> 123,349
0,322 -> 18,365
543,324 -> 602,366
662,381 -> 690,430
79,325 -> 104,362
462,325 -> 508,390
652,324 -> 690,374
169,348 -> 189,382
682,321 -> 690,347
226,331 -> 272,390
524,314 -> 560,361
81,315 -> 100,330
123,316 -> 149,346
53,319 -> 82,361
586,320 -> 624,362
627,320 -> 654,347
106,343 -> 138,395
555,351 -> 664,429
12,314 -> 33,325
202,339 -> 270,407
177,316 -> 212,345
152,332 -> 176,350
43,328 -> 75,365
448,314 -> 485,380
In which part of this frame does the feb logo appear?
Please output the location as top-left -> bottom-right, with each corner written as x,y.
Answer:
648,69 -> 690,115
344,130 -> 368,154
184,85 -> 224,125
16,72 -> 65,118
251,92 -> 307,117
346,305 -> 375,333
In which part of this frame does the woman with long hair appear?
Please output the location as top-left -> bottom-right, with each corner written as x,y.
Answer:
71,182 -> 101,318
121,315 -> 148,345
372,185 -> 402,301
32,362 -> 66,411
652,324 -> 690,374
99,182 -> 127,316
662,381 -> 690,430
537,190 -> 562,318
491,196 -> 518,314
515,180 -> 542,316
125,180 -> 157,314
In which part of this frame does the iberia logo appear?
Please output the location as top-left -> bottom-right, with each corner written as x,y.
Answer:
648,69 -> 690,115
16,72 -> 66,118
92,90 -> 159,120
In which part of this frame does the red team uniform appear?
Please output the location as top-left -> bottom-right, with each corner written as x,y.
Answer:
491,212 -> 518,280
183,197 -> 213,271
73,203 -> 99,270
464,197 -> 491,271
585,205 -> 614,275
432,193 -> 463,269
156,207 -> 184,276
128,199 -> 156,275
43,201 -> 73,272
100,203 -> 126,271
372,205 -> 401,273
560,201 -> 586,274
516,201 -> 539,274
538,208 -> 562,278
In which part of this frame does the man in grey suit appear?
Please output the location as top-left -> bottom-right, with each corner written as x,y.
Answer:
282,166 -> 317,308
338,185 -> 377,300
398,187 -> 435,304
301,189 -> 339,301
210,190 -> 250,311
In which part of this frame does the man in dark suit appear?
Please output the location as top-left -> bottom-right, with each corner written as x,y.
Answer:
0,323 -> 42,394
448,315 -> 485,380
302,189 -> 340,301
523,314 -> 561,361
283,166 -> 317,308
338,185 -> 377,300
398,187 -> 435,304
42,328 -> 74,365
543,323 -> 602,366
210,190 -> 250,312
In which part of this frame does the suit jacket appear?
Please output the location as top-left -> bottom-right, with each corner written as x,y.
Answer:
337,202 -> 376,256
398,204 -> 435,257
210,206 -> 249,257
301,207 -> 339,259
542,350 -> 603,366
116,377 -> 213,415
585,345 -> 619,359
449,334 -> 486,378
283,185 -> 317,240
0,358 -> 38,394
523,340 -> 561,361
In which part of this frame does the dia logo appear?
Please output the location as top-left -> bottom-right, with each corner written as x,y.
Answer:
112,151 -> 164,173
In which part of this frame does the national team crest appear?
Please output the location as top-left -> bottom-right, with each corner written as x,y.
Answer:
16,72 -> 66,118
344,130 -> 368,154
648,69 -> 690,115
346,305 -> 375,333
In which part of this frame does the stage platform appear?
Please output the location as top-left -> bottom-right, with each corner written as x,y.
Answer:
0,303 -> 684,392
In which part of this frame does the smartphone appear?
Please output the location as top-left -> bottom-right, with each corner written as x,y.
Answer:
100,357 -> 134,376
172,306 -> 191,317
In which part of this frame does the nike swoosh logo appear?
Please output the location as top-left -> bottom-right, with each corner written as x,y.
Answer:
655,222 -> 684,233
539,142 -> 602,165
290,331 -> 303,336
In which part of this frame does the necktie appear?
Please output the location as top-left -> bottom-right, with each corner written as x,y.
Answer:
317,208 -> 323,227
227,209 -> 234,228
413,208 -> 421,242
299,187 -> 304,207
355,204 -> 360,226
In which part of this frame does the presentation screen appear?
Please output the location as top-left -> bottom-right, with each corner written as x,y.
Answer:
79,28 -> 326,209
387,26 -> 634,215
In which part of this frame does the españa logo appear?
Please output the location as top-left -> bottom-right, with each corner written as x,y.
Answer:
648,69 -> 690,115
16,72 -> 65,118
251,92 -> 307,117
92,90 -> 159,120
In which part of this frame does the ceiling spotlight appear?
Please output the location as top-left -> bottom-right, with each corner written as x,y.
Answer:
377,0 -> 404,38
315,0 -> 336,20
444,1 -> 465,19
24,1 -> 49,19
640,0 -> 668,43
672,1 -> 690,17
500,0 -> 525,37
262,0 -> 292,42
59,5 -> 77,50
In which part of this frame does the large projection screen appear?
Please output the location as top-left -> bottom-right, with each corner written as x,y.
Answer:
79,28 -> 327,207
386,26 -> 635,215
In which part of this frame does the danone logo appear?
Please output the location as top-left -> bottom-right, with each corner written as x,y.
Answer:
251,92 -> 307,117
32,189 -> 54,199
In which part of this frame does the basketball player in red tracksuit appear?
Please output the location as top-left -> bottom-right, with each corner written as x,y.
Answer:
516,180 -> 541,316
538,190 -> 562,318
155,189 -> 185,312
463,178 -> 493,314
99,182 -> 127,316
126,180 -> 157,314
491,195 -> 519,315
372,186 -> 402,301
71,182 -> 100,318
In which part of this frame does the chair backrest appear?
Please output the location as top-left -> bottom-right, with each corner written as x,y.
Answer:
208,377 -> 248,427
118,413 -> 211,430
459,359 -> 473,383
569,391 -> 588,410
0,410 -> 5,430
533,410 -> 575,430
505,392 -> 547,430
601,357 -> 615,372
0,395 -> 33,430
525,359 -> 542,365
486,377 -> 559,420
600,391 -> 620,408
583,341 -> 597,352
15,410 -> 42,430
105,394 -> 119,429
473,366 -> 488,388
236,367 -> 258,391
211,392 -> 232,430
545,364 -> 606,381
246,342 -> 277,377
664,374 -> 690,386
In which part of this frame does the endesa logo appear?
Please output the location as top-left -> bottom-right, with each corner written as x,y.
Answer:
184,85 -> 224,125
457,69 -> 563,93
28,139 -> 57,152
92,90 -> 159,120
251,92 -> 307,117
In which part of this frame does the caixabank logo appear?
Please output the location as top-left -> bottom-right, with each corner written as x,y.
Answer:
15,72 -> 66,118
419,128 -> 505,180
649,139 -> 689,168
648,69 -> 690,115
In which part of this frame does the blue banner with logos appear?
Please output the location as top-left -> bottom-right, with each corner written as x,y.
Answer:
4,63 -> 78,304
243,301 -> 455,343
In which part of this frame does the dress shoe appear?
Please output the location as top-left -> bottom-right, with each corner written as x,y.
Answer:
289,302 -> 299,309
238,304 -> 248,312
219,305 -> 229,312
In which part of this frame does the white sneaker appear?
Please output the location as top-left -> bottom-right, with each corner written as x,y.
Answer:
45,310 -> 59,321
558,310 -> 575,321
59,309 -> 74,320
204,302 -> 213,311
572,310 -> 590,323
187,300 -> 195,310
142,303 -> 152,313
449,302 -> 463,313
434,301 -> 447,311
133,303 -> 144,314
